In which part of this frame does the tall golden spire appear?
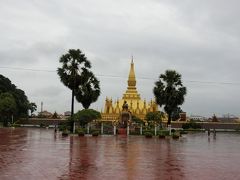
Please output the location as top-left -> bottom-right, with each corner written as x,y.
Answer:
123,57 -> 140,100
127,56 -> 136,90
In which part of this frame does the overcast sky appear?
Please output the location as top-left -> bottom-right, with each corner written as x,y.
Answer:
0,0 -> 239,117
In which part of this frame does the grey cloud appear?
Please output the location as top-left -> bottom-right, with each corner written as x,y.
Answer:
0,0 -> 239,117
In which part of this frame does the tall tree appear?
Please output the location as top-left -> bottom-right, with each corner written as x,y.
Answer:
0,74 -> 31,119
153,70 -> 187,125
75,71 -> 100,109
0,93 -> 17,126
57,49 -> 91,131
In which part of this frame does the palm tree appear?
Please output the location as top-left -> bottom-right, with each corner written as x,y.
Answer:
153,70 -> 187,125
75,71 -> 100,109
57,49 -> 91,131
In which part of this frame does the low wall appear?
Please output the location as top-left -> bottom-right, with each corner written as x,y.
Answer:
18,118 -> 68,126
18,119 -> 240,130
170,122 -> 240,130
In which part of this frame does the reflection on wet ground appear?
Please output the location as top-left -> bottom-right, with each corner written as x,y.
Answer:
0,128 -> 240,180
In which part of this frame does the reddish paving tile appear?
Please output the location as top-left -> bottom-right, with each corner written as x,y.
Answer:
0,128 -> 240,180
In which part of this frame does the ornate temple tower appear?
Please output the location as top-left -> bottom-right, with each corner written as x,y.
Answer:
101,58 -> 158,121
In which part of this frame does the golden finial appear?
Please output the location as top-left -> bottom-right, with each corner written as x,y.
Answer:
128,56 -> 136,89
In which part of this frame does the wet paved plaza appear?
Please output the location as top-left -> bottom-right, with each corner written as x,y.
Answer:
0,128 -> 240,180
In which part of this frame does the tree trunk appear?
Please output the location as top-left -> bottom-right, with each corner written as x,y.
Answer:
71,88 -> 74,132
167,112 -> 171,125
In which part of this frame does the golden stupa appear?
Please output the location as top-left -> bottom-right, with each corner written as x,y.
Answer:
101,58 -> 158,121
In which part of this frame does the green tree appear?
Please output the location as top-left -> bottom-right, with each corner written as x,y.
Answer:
57,49 -> 91,131
74,109 -> 101,127
12,89 -> 29,117
0,74 -> 32,118
75,71 -> 100,109
28,102 -> 37,116
145,111 -> 164,127
153,70 -> 187,125
0,93 -> 17,126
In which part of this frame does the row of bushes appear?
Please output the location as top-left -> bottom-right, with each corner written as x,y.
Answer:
144,130 -> 183,139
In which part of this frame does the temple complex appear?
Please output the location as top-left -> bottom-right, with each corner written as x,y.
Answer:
101,58 -> 158,122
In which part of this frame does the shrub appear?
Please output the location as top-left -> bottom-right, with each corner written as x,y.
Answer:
92,130 -> 99,136
76,128 -> 85,136
159,130 -> 170,136
130,129 -> 140,135
172,132 -> 180,139
62,129 -> 70,136
143,129 -> 155,135
74,109 -> 101,127
12,124 -> 21,127
144,131 -> 153,138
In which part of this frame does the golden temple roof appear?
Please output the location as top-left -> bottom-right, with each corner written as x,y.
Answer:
102,58 -> 158,120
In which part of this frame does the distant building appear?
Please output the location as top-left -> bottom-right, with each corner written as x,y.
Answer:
189,115 -> 207,122
179,112 -> 187,121
217,117 -> 239,123
64,111 -> 71,116
38,110 -> 52,118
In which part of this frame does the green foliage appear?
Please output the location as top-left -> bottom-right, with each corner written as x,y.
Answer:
0,93 -> 17,115
159,130 -> 170,136
75,71 -> 100,109
58,120 -> 71,131
153,70 -> 187,125
172,132 -> 180,139
0,93 -> 17,126
91,130 -> 99,136
74,109 -> 101,127
129,129 -> 140,135
143,129 -> 155,135
62,129 -> 70,136
144,131 -> 153,138
57,49 -> 100,109
182,122 -> 201,129
57,49 -> 100,132
145,111 -> 164,126
76,128 -> 85,135
57,49 -> 91,90
102,123 -> 113,134
0,74 -> 32,121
